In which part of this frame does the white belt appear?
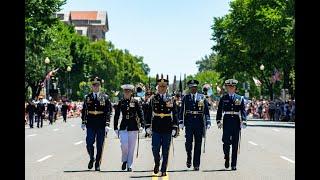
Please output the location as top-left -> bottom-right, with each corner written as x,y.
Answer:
224,111 -> 240,115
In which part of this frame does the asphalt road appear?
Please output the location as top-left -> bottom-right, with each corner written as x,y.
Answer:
25,111 -> 295,180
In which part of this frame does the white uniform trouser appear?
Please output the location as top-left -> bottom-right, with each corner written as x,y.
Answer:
119,130 -> 138,168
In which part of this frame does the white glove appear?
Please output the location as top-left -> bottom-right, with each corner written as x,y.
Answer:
172,129 -> 177,137
206,124 -> 211,129
139,127 -> 144,133
146,128 -> 152,135
179,124 -> 184,130
217,121 -> 223,129
241,122 -> 247,129
105,126 -> 111,133
114,130 -> 119,137
81,124 -> 86,130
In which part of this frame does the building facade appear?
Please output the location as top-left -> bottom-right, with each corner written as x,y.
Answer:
55,11 -> 109,41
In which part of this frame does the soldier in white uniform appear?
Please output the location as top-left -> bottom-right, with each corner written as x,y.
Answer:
114,84 -> 144,171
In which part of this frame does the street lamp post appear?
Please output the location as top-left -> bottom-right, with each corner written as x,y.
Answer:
45,57 -> 50,99
67,66 -> 71,100
260,64 -> 264,100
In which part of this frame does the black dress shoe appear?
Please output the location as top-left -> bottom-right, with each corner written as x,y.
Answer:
225,158 -> 230,168
153,164 -> 160,174
194,167 -> 199,171
160,172 -> 167,176
95,162 -> 100,171
95,166 -> 100,171
186,162 -> 191,168
88,159 -> 95,169
231,166 -> 237,170
127,168 -> 132,172
122,161 -> 127,170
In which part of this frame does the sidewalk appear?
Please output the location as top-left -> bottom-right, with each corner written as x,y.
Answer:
209,110 -> 295,128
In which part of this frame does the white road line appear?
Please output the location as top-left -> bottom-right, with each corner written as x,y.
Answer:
248,141 -> 258,146
37,155 -> 53,162
53,128 -> 59,131
74,141 -> 84,145
27,134 -> 37,137
272,128 -> 280,132
280,156 -> 295,164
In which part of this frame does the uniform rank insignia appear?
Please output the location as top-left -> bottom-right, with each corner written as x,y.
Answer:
166,101 -> 173,107
130,102 -> 135,107
235,98 -> 241,105
198,100 -> 204,107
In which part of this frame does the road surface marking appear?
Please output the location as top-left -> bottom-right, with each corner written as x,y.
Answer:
74,141 -> 84,145
162,173 -> 169,180
280,156 -> 295,164
37,155 -> 53,162
248,141 -> 258,146
27,134 -> 37,137
152,174 -> 159,180
272,128 -> 280,132
53,128 -> 59,131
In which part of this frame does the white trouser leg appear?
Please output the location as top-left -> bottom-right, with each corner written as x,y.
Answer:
119,130 -> 129,163
127,131 -> 138,168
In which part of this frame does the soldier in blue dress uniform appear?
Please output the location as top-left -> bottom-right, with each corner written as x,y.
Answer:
178,79 -> 211,171
216,79 -> 247,170
81,76 -> 112,171
145,75 -> 179,177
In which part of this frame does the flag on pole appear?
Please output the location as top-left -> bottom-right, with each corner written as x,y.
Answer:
252,77 -> 262,86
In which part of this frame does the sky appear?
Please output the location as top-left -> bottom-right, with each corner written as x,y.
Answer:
61,0 -> 231,82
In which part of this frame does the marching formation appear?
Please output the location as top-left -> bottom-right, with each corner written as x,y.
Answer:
80,75 -> 247,176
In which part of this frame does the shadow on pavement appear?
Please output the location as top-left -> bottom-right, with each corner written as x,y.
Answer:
63,170 -> 92,172
167,169 -> 192,172
132,170 -> 153,172
99,170 -> 129,172
202,169 -> 232,172
130,175 -> 158,178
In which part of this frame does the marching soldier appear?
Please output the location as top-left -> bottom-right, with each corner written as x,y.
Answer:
36,96 -> 45,128
113,84 -> 144,172
47,98 -> 56,125
142,89 -> 153,138
178,80 -> 211,171
216,79 -> 247,170
145,75 -> 179,177
81,76 -> 112,171
61,100 -> 68,122
26,100 -> 36,128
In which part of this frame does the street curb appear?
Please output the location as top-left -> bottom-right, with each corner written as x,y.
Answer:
247,124 -> 295,128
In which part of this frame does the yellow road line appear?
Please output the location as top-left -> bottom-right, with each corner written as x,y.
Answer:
162,173 -> 169,180
152,173 -> 159,180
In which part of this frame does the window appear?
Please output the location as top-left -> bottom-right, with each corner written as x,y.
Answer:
90,20 -> 101,24
57,14 -> 64,20
77,30 -> 83,35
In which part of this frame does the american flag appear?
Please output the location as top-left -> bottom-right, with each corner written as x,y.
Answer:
252,77 -> 262,86
271,69 -> 281,84
41,68 -> 59,87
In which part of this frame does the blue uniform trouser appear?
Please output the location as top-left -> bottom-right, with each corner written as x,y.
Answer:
62,112 -> 67,122
185,125 -> 203,167
222,122 -> 240,167
37,114 -> 43,127
48,113 -> 54,124
86,128 -> 106,166
28,113 -> 34,128
152,131 -> 172,173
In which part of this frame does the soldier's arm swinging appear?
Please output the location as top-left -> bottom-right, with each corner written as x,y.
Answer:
178,96 -> 186,125
81,96 -> 87,125
105,95 -> 112,127
204,98 -> 211,126
136,100 -> 145,128
113,100 -> 121,130
216,97 -> 224,125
